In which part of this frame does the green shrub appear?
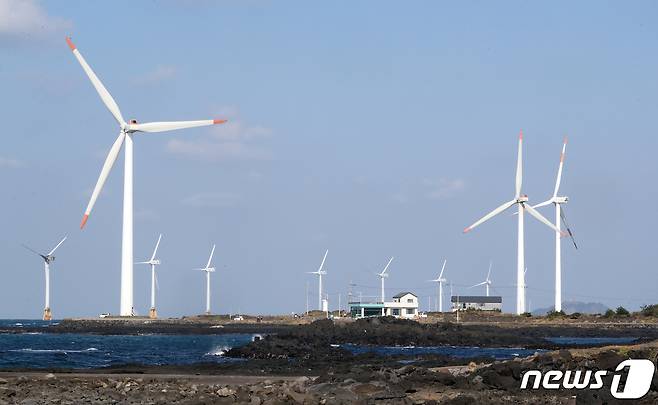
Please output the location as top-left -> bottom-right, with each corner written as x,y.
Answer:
547,310 -> 566,319
521,312 -> 532,317
570,312 -> 582,319
616,306 -> 630,316
604,309 -> 616,318
640,304 -> 658,317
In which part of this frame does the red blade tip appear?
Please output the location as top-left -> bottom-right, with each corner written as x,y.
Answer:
213,119 -> 227,125
65,37 -> 76,51
80,214 -> 89,229
463,227 -> 471,233
563,135 -> 568,144
519,130 -> 523,140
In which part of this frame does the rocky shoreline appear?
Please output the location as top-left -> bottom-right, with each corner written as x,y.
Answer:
1,342 -> 657,404
1,317 -> 658,403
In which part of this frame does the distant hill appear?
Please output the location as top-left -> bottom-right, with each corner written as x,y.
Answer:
531,301 -> 609,316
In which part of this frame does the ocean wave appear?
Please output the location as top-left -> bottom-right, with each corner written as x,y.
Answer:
204,345 -> 231,356
9,347 -> 99,354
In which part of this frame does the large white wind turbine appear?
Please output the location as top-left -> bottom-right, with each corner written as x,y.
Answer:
377,257 -> 394,306
532,137 -> 578,312
194,244 -> 216,315
307,250 -> 328,311
463,131 -> 563,314
428,259 -> 447,312
470,261 -> 493,297
136,234 -> 162,319
22,236 -> 67,320
66,37 -> 227,316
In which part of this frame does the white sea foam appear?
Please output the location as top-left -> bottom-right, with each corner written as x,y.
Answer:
10,347 -> 99,354
205,345 -> 231,356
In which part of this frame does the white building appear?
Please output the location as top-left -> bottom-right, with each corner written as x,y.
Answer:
349,291 -> 419,319
451,295 -> 502,312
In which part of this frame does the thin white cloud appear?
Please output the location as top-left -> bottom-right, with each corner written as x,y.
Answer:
166,107 -> 272,161
423,178 -> 466,200
0,157 -> 24,168
181,192 -> 241,208
133,65 -> 177,86
0,0 -> 71,42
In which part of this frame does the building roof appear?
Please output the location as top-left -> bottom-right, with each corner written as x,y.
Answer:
450,295 -> 502,304
393,292 -> 417,298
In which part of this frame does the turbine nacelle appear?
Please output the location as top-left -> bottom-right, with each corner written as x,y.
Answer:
516,195 -> 529,203
554,196 -> 568,204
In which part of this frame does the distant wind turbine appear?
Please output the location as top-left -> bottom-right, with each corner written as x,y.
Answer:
532,137 -> 578,312
136,234 -> 162,319
307,250 -> 328,311
194,244 -> 216,315
66,37 -> 227,316
463,131 -> 563,314
22,236 -> 67,320
470,261 -> 493,296
377,257 -> 394,306
428,259 -> 447,312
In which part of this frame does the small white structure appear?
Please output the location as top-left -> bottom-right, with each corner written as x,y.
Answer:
349,291 -> 419,319
451,295 -> 502,312
385,292 -> 419,318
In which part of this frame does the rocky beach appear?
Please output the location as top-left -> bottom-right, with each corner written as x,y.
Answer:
0,315 -> 657,404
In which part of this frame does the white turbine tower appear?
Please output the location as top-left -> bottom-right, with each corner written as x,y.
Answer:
307,250 -> 328,311
66,37 -> 227,316
136,234 -> 162,319
428,259 -> 447,312
463,131 -> 563,314
532,137 -> 578,312
377,257 -> 394,310
22,236 -> 67,320
194,244 -> 216,315
470,261 -> 493,296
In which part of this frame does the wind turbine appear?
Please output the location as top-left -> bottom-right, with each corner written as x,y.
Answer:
463,131 -> 563,315
22,236 -> 67,320
532,137 -> 578,313
66,37 -> 227,316
194,244 -> 216,315
136,234 -> 162,319
470,261 -> 493,296
377,257 -> 394,309
307,250 -> 328,311
428,259 -> 447,312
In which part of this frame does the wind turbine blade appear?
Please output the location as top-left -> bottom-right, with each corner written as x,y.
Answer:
486,261 -> 492,281
65,37 -> 125,125
560,208 -> 578,249
48,236 -> 67,256
531,200 -> 553,210
381,256 -> 394,275
524,203 -> 562,234
317,249 -> 329,273
135,261 -> 151,264
469,282 -> 487,288
150,234 -> 162,261
129,120 -> 227,133
205,244 -> 216,269
553,137 -> 567,198
515,130 -> 523,198
81,132 -> 126,229
21,244 -> 45,259
438,259 -> 447,279
463,199 -> 516,233
154,272 -> 160,291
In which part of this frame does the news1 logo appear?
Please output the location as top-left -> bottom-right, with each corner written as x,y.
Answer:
520,359 -> 655,399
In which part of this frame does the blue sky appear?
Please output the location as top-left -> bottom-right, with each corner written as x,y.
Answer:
1,1 -> 657,317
